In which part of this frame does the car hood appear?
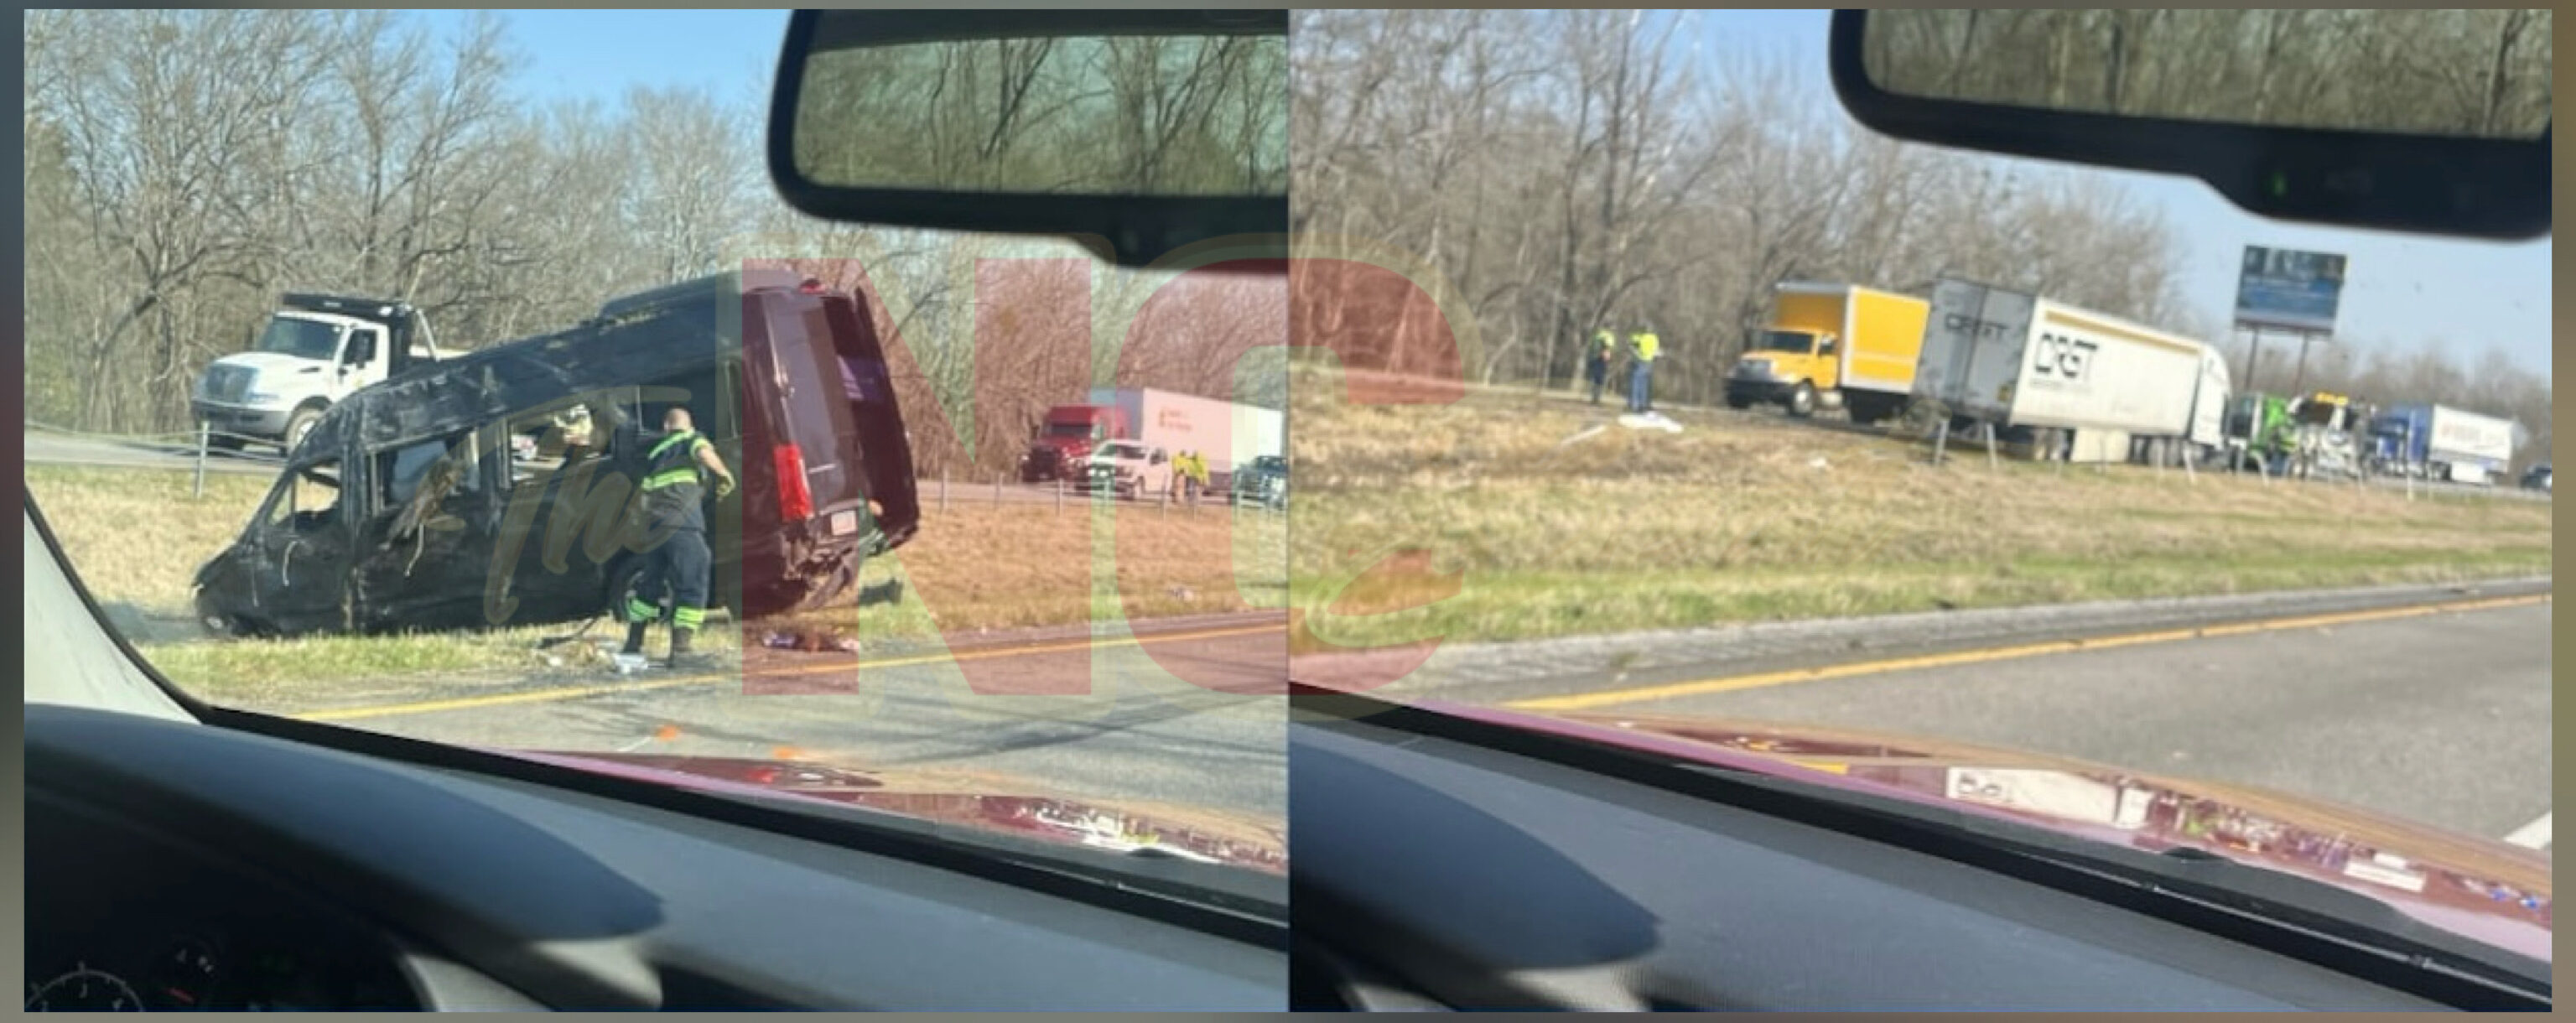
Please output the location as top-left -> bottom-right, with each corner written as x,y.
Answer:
207,350 -> 330,380
1432,703 -> 2551,962
496,750 -> 1286,875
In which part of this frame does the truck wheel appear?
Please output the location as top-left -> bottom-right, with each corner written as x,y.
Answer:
281,406 -> 324,454
1788,382 -> 1817,418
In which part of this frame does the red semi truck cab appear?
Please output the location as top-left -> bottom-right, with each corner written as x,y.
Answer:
1021,404 -> 1130,482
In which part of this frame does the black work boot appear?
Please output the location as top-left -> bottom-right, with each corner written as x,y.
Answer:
621,621 -> 649,657
666,626 -> 698,668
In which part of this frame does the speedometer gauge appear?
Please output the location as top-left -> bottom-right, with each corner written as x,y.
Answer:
27,965 -> 143,1011
153,937 -> 226,1010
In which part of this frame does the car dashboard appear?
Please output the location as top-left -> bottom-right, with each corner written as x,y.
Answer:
27,795 -> 429,1011
24,703 -> 1285,1012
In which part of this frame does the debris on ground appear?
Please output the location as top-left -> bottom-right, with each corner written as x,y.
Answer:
761,628 -> 863,654
1617,411 -> 1684,434
1809,456 -> 1831,471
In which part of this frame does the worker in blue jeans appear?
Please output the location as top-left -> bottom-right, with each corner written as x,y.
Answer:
1626,328 -> 1661,413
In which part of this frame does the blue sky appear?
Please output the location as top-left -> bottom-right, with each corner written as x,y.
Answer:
424,8 -> 2551,375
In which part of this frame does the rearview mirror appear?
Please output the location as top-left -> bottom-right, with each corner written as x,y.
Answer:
1827,9 -> 2552,240
767,9 -> 1289,267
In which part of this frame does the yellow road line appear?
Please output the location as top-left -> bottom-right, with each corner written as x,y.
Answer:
294,621 -> 1286,723
1506,593 -> 2549,714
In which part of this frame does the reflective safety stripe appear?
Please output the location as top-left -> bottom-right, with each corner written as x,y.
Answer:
673,605 -> 705,630
625,597 -> 659,624
641,429 -> 708,492
641,467 -> 701,491
648,429 -> 700,460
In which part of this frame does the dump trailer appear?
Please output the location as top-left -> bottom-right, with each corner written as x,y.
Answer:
2371,403 -> 2514,485
1725,283 -> 1933,424
1913,278 -> 2225,460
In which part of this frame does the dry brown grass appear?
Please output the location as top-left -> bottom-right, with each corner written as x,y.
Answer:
28,465 -> 1285,699
1286,371 -> 2553,647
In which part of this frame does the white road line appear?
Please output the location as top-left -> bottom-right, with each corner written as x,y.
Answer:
2501,812 -> 2551,849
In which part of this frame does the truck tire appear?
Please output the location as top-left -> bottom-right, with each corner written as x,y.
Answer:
1788,382 -> 1817,418
281,405 -> 325,454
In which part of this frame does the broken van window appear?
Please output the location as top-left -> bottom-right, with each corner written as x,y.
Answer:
381,432 -> 481,510
274,461 -> 343,534
507,396 -> 621,487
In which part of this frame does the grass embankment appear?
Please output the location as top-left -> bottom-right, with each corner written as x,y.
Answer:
29,465 -> 1285,703
1287,376 -> 2552,651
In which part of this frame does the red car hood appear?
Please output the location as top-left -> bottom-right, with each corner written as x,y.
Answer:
496,750 -> 1285,876
1431,702 -> 2552,963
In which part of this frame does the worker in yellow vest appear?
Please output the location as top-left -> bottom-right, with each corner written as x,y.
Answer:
1626,327 -> 1661,413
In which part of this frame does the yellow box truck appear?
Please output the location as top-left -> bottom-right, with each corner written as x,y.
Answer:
1724,283 -> 1932,424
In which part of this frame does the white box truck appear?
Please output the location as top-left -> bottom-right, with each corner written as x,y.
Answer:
1914,278 -> 2229,463
1085,387 -> 1285,489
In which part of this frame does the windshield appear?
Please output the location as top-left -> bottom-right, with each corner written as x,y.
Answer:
27,8 -> 1288,893
1287,6 -> 2551,961
253,316 -> 344,360
1751,330 -> 1816,354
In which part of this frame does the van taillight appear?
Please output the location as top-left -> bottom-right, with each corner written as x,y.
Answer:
774,444 -> 813,521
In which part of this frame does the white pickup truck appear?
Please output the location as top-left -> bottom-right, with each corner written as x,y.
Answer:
191,293 -> 444,453
1075,439 -> 1175,501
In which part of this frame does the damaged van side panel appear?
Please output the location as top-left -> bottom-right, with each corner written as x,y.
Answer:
194,272 -> 917,638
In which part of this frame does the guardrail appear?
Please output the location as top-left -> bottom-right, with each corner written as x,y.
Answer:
917,467 -> 1288,518
26,419 -> 288,498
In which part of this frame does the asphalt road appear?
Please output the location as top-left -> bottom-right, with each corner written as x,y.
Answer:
273,612 -> 1291,825
1384,582 -> 2553,852
25,429 -> 283,475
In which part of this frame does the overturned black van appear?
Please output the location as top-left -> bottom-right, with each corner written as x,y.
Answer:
192,269 -> 922,637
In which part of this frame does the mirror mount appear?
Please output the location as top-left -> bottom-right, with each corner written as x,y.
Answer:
1826,10 -> 2550,241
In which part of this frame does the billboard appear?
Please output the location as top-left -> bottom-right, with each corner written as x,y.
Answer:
2235,246 -> 2346,334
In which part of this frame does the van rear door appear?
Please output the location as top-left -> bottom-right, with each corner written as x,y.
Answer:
745,285 -> 920,550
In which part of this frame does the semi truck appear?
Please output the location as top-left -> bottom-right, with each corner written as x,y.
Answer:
2369,403 -> 2514,485
1912,278 -> 2230,465
1019,387 -> 1286,495
1725,283 -> 1933,424
191,293 -> 446,454
1020,403 -> 1130,483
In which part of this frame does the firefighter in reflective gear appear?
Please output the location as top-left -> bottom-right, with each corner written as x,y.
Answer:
1587,328 -> 1617,406
1626,328 -> 1661,413
621,407 -> 735,666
